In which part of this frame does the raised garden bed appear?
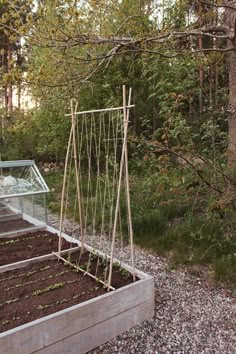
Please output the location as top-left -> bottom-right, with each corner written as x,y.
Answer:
0,226 -> 154,354
0,253 -> 134,333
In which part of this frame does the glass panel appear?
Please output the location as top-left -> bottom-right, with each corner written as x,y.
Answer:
0,160 -> 49,198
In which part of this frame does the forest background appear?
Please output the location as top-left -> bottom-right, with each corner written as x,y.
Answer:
0,0 -> 235,289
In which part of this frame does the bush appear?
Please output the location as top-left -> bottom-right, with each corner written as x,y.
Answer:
2,108 -> 70,162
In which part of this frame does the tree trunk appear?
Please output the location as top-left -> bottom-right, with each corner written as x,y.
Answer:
227,1 -> 236,167
198,3 -> 204,114
227,50 -> 236,167
17,81 -> 21,109
215,64 -> 218,107
7,42 -> 13,113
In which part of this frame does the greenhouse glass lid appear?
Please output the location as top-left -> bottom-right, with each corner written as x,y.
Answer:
0,160 -> 49,199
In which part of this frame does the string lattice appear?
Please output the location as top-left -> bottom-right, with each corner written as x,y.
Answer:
58,89 -> 135,290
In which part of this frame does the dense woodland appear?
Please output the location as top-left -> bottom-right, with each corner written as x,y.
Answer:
0,0 -> 235,288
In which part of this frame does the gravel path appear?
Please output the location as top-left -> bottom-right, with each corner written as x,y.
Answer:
48,214 -> 236,353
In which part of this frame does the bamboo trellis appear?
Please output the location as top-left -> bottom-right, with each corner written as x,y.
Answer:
57,85 -> 135,290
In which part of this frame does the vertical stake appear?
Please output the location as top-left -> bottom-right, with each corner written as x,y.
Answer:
71,99 -> 84,249
108,85 -> 129,290
124,88 -> 135,281
58,121 -> 73,256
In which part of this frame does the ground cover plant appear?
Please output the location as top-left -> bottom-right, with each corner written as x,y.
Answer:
132,161 -> 236,289
0,230 -> 76,266
0,249 -> 135,333
44,160 -> 236,292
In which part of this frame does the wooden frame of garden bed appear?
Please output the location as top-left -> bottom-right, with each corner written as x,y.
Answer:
0,223 -> 154,354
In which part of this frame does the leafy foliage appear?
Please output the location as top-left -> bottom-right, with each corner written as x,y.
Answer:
0,0 -> 235,289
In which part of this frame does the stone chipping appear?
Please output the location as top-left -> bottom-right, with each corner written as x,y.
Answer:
48,214 -> 236,353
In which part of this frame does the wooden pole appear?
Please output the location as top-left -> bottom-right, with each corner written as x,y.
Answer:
53,252 -> 115,291
71,99 -> 84,248
58,126 -> 73,256
124,88 -> 136,281
65,105 -> 135,116
107,85 -> 129,290
0,153 -> 2,176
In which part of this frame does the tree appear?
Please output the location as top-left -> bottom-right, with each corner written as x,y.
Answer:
0,0 -> 32,112
226,0 -> 236,166
0,0 -> 234,166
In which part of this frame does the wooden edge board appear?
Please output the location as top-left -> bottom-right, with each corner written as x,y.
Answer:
33,299 -> 154,354
0,276 -> 153,338
0,225 -> 46,239
0,277 -> 154,354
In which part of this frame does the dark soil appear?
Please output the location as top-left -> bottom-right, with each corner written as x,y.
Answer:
69,249 -> 136,289
0,218 -> 33,233
0,254 -> 136,333
0,231 -> 77,266
0,208 -> 15,216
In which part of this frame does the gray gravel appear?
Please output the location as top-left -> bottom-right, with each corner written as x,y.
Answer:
48,213 -> 236,353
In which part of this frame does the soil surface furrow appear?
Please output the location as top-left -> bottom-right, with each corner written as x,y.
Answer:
0,230 -> 77,266
0,251 -> 135,333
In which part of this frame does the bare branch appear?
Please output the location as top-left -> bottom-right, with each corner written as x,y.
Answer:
198,0 -> 236,11
193,47 -> 234,53
172,29 -> 229,39
201,25 -> 230,33
31,28 -> 230,51
113,15 -> 146,36
149,143 -> 223,194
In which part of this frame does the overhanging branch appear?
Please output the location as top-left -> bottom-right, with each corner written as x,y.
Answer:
198,0 -> 236,11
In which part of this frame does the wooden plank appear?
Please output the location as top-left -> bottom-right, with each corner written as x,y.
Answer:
65,104 -> 135,116
0,226 -> 46,239
35,299 -> 154,354
0,226 -> 46,240
0,277 -> 154,354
